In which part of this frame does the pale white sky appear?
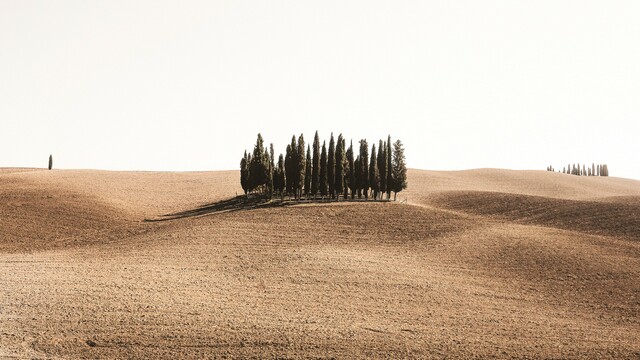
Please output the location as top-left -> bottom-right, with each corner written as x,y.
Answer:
1,1 -> 639,179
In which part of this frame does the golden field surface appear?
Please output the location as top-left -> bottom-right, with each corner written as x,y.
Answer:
1,168 -> 639,358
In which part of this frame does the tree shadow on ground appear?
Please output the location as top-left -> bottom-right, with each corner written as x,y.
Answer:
145,196 -> 295,222
145,196 -> 394,222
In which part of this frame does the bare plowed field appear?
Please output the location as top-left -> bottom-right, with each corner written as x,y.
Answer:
1,169 -> 639,358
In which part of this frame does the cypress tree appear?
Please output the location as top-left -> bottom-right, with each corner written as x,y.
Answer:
327,133 -> 336,198
354,155 -> 362,198
290,136 -> 298,196
391,139 -> 408,201
311,131 -> 320,198
335,134 -> 345,199
319,141 -> 328,197
359,139 -> 369,199
277,154 -> 286,198
48,155 -> 53,170
240,150 -> 250,195
583,164 -> 586,176
386,135 -> 393,199
249,134 -> 269,192
297,134 -> 306,199
285,143 -> 294,196
268,143 -> 275,195
347,141 -> 356,199
369,144 -> 379,199
378,140 -> 386,199
305,145 -> 312,197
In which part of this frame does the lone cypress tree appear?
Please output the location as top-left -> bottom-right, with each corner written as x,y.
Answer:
327,133 -> 336,198
48,154 -> 53,170
347,141 -> 356,199
304,145 -> 312,197
311,131 -> 320,198
297,134 -> 306,199
386,135 -> 393,199
369,144 -> 379,199
378,140 -> 386,199
359,139 -> 369,199
319,141 -> 328,197
335,134 -> 345,199
391,139 -> 408,200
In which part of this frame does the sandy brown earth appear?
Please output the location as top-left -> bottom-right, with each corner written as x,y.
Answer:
1,168 -> 639,358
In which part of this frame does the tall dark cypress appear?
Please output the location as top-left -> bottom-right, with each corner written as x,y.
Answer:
354,155 -> 362,198
335,134 -> 345,199
240,150 -> 250,195
369,144 -> 379,199
347,141 -> 355,199
391,139 -> 408,201
386,135 -> 393,199
311,131 -> 320,198
268,143 -> 275,195
290,136 -> 298,195
249,133 -> 269,192
359,139 -> 369,199
319,141 -> 328,197
378,140 -> 386,199
277,154 -> 286,198
285,141 -> 295,196
327,133 -> 336,198
297,134 -> 306,199
304,145 -> 312,197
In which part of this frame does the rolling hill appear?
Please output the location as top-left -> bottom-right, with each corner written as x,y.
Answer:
1,168 -> 639,358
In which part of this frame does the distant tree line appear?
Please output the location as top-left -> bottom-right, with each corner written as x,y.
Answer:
546,163 -> 609,177
240,132 -> 408,201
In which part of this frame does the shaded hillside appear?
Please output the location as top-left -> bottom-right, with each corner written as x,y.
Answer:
429,191 -> 640,240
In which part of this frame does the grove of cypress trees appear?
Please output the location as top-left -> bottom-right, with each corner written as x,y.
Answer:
378,140 -> 386,199
369,144 -> 379,199
328,133 -> 336,198
391,139 -> 408,200
311,131 -> 320,198
297,134 -> 306,199
347,141 -> 356,199
319,141 -> 328,197
359,139 -> 369,199
335,134 -> 345,199
305,145 -> 312,197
